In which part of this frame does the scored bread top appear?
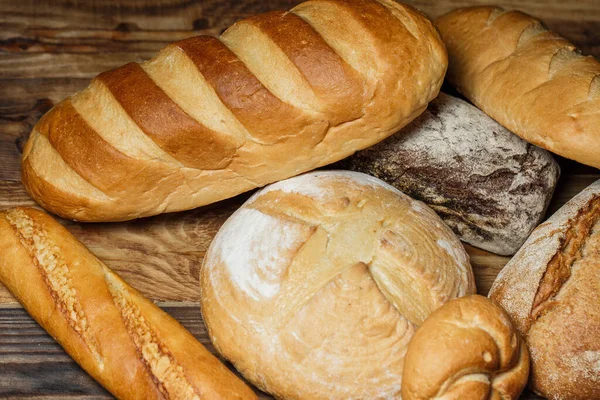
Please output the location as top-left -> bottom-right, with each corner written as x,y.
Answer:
22,0 -> 447,221
490,180 -> 600,400
200,171 -> 475,399
0,207 -> 257,400
435,7 -> 600,169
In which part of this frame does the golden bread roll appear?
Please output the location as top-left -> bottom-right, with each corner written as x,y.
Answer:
200,171 -> 476,399
402,295 -> 529,400
490,179 -> 600,400
435,7 -> 600,169
0,207 -> 256,400
21,0 -> 447,222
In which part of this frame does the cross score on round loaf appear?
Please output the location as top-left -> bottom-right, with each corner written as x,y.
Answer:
490,180 -> 600,400
435,7 -> 600,169
200,171 -> 476,399
402,295 -> 529,400
20,0 -> 447,222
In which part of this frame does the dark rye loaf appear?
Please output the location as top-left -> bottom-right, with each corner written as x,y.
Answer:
340,92 -> 560,255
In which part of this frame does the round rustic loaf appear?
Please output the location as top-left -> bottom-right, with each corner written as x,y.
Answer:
490,179 -> 600,400
200,171 -> 476,399
402,295 -> 529,400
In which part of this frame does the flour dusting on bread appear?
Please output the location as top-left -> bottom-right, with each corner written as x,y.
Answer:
212,207 -> 312,300
491,180 -> 600,330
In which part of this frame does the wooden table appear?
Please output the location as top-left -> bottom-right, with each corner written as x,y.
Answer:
1,0 -> 599,398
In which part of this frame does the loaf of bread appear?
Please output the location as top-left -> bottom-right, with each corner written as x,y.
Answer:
200,170 -> 476,399
402,295 -> 529,400
490,180 -> 600,400
21,0 -> 447,222
340,92 -> 560,256
0,207 -> 256,400
435,7 -> 600,169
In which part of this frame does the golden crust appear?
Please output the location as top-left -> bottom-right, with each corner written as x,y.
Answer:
436,6 -> 600,169
0,207 -> 257,399
96,62 -> 238,170
174,35 -> 321,145
37,100 -> 161,197
22,0 -> 447,221
401,295 -> 529,400
490,180 -> 600,400
201,171 -> 475,399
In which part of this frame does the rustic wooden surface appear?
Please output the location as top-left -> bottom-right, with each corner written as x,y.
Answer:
1,0 -> 599,398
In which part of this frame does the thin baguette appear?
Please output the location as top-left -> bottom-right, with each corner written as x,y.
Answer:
0,207 -> 256,400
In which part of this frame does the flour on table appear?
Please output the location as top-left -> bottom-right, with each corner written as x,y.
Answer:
212,207 -> 309,301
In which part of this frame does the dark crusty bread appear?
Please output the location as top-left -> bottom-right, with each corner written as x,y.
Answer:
21,0 -> 447,222
340,92 -> 560,255
436,7 -> 600,169
490,180 -> 600,400
0,207 -> 257,400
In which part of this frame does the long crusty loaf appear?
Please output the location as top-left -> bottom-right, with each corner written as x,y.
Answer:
489,180 -> 600,400
0,207 -> 256,400
341,92 -> 560,256
435,7 -> 600,169
21,0 -> 447,222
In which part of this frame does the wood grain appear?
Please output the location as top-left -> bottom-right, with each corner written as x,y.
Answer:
0,0 -> 598,399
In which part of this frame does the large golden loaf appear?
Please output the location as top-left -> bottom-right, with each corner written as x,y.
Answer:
22,0 -> 447,221
201,171 -> 476,399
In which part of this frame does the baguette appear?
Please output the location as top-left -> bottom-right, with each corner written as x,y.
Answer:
489,180 -> 600,400
21,0 -> 447,222
435,7 -> 600,169
0,207 -> 257,400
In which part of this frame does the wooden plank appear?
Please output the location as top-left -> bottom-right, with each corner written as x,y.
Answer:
0,305 -> 542,400
3,21 -> 597,57
0,0 -> 298,31
1,0 -> 599,31
0,181 -> 251,303
1,21 -> 597,81
0,52 -> 154,79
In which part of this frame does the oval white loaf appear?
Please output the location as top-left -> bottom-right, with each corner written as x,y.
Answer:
200,171 -> 476,399
21,0 -> 447,222
490,179 -> 600,400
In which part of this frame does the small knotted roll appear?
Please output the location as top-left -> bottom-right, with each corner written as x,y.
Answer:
402,295 -> 529,400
